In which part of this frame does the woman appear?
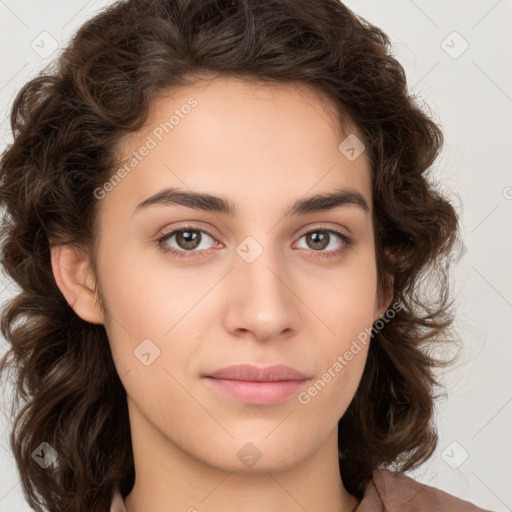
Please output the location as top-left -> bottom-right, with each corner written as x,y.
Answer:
0,0 -> 493,511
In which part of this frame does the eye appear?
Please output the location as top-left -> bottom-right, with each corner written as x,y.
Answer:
156,225 -> 354,260
157,226 -> 219,258
294,228 -> 354,259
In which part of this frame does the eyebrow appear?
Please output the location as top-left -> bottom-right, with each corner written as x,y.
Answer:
132,186 -> 370,217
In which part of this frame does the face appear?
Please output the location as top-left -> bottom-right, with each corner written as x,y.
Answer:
73,76 -> 390,474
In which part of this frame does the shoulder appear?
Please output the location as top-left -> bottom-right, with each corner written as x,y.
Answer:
358,468 -> 495,512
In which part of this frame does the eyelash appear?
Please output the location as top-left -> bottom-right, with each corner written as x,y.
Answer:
156,224 -> 354,260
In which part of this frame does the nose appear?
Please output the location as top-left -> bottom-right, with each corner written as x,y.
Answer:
222,242 -> 301,342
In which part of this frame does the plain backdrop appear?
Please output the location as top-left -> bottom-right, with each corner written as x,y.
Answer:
0,1 -> 511,511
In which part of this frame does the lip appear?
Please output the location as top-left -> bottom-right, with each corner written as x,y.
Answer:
205,364 -> 310,381
203,364 -> 311,405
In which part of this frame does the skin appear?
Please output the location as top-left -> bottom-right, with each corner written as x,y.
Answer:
51,75 -> 393,512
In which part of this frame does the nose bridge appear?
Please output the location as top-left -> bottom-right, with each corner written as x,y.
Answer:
236,233 -> 289,303
225,234 -> 299,337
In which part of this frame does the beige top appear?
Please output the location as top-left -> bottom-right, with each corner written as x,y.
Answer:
110,468 -> 494,512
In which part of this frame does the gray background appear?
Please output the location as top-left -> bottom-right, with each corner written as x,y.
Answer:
0,1 -> 511,511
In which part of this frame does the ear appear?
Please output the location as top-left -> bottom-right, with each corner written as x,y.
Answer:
373,247 -> 396,322
50,243 -> 105,324
373,282 -> 394,322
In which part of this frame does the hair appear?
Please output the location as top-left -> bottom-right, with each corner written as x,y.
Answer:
0,0 -> 462,510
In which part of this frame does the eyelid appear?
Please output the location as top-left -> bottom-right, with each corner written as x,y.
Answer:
157,222 -> 351,243
156,222 -> 354,258
157,222 -> 221,243
295,223 -> 352,240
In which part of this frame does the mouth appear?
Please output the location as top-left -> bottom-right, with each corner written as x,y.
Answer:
202,364 -> 311,405
202,376 -> 310,405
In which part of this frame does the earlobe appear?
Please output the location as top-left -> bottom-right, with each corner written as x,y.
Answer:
374,286 -> 394,322
373,247 -> 396,322
50,244 -> 105,325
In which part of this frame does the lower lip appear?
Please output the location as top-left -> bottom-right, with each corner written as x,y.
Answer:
203,377 -> 309,405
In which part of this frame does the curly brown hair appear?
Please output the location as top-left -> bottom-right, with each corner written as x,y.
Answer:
0,0 -> 462,510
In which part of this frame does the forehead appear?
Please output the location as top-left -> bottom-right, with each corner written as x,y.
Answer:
118,74 -> 360,158
106,76 -> 372,218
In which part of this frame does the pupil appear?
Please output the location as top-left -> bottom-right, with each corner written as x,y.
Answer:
309,231 -> 328,250
179,230 -> 200,249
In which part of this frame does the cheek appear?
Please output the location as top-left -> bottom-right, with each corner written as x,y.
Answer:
99,251 -> 214,378
100,245 -> 207,333
303,258 -> 377,401
307,255 -> 378,344
297,307 -> 370,423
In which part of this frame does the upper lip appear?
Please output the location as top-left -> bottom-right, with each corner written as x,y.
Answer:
204,364 -> 310,382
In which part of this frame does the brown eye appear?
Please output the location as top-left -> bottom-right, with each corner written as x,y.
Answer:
175,230 -> 202,250
297,229 -> 342,252
157,227 -> 217,258
295,228 -> 354,259
305,231 -> 330,251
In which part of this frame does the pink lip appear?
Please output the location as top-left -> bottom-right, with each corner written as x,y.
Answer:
203,364 -> 311,405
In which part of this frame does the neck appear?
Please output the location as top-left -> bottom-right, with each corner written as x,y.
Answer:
123,400 -> 359,512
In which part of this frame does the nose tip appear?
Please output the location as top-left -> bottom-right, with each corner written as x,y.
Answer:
223,251 -> 300,341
